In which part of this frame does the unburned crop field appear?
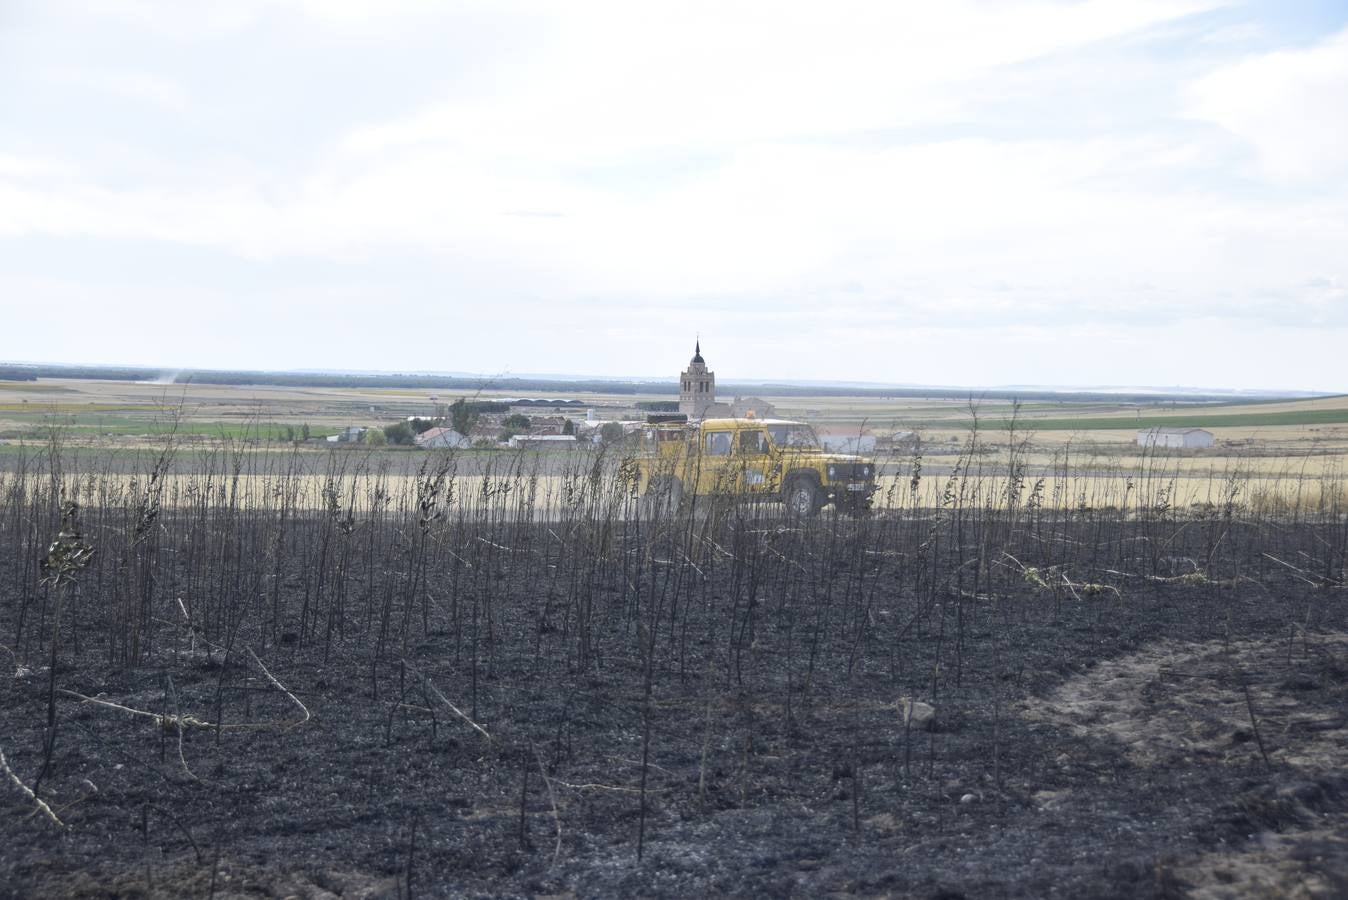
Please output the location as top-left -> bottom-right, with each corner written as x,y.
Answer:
2,451 -> 1347,898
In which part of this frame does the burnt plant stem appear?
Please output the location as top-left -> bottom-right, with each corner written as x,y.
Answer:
518,750 -> 531,850
1241,679 -> 1273,771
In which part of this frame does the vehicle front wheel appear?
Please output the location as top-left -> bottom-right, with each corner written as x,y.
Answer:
784,479 -> 823,518
838,493 -> 873,517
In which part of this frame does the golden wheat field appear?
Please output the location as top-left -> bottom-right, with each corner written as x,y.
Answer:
3,378 -> 1346,510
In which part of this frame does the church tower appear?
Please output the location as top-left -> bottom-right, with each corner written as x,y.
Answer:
679,340 -> 716,420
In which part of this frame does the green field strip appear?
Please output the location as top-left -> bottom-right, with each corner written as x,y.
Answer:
962,408 -> 1348,431
0,382 -> 77,393
0,402 -> 166,413
0,420 -> 342,440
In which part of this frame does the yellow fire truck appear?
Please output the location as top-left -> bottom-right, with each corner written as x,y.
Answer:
634,416 -> 877,516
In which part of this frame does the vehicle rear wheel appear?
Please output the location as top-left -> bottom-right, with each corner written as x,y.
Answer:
784,478 -> 823,518
642,476 -> 683,518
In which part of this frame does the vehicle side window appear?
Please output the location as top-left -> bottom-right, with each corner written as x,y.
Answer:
706,432 -> 731,456
739,431 -> 767,454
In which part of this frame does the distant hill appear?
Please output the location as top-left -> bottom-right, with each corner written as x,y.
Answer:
0,362 -> 1329,405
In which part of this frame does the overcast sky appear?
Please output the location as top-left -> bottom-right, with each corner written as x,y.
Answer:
2,1 -> 1346,390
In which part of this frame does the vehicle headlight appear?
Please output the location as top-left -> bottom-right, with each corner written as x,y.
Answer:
863,465 -> 871,477
828,465 -> 836,479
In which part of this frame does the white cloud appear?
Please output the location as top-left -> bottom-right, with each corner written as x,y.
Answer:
343,0 -> 1224,162
1187,26 -> 1348,183
75,0 -> 505,38
0,156 -> 73,178
1198,22 -> 1265,44
43,65 -> 189,111
3,123 -> 1341,326
77,0 -> 270,37
5,1 -> 1348,389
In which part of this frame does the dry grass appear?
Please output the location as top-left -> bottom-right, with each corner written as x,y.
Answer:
5,379 -> 1348,493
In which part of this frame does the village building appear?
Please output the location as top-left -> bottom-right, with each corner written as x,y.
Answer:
415,426 -> 470,449
529,415 -> 571,436
730,396 -> 776,418
468,421 -> 500,443
679,341 -> 720,420
1136,427 -> 1215,450
679,341 -> 774,420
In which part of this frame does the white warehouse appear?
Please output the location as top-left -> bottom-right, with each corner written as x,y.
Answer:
1136,427 -> 1215,450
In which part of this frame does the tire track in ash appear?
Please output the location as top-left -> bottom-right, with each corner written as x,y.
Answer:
1021,632 -> 1348,899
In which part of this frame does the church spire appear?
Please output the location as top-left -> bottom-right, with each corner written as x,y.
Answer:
680,337 -> 715,420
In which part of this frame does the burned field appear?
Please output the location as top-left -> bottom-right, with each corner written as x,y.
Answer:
2,448 -> 1347,898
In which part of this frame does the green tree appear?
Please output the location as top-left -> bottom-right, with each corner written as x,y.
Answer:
383,421 -> 415,445
562,418 -> 576,436
499,413 -> 531,442
600,421 -> 625,444
301,422 -> 311,441
363,427 -> 387,447
449,398 -> 479,437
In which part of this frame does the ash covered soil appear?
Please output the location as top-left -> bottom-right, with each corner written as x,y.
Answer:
2,515 -> 1347,899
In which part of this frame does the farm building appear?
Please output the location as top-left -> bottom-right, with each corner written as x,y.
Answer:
415,427 -> 470,449
1136,427 -> 1215,449
326,426 -> 367,444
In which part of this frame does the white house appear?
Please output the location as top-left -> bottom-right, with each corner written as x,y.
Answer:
415,427 -> 470,449
1136,427 -> 1215,450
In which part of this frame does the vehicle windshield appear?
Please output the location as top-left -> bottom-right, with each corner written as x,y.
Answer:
766,423 -> 820,450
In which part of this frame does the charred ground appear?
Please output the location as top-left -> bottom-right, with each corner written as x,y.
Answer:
1,449 -> 1346,898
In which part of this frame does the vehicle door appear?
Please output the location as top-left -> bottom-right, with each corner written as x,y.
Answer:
732,428 -> 776,494
695,428 -> 737,495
